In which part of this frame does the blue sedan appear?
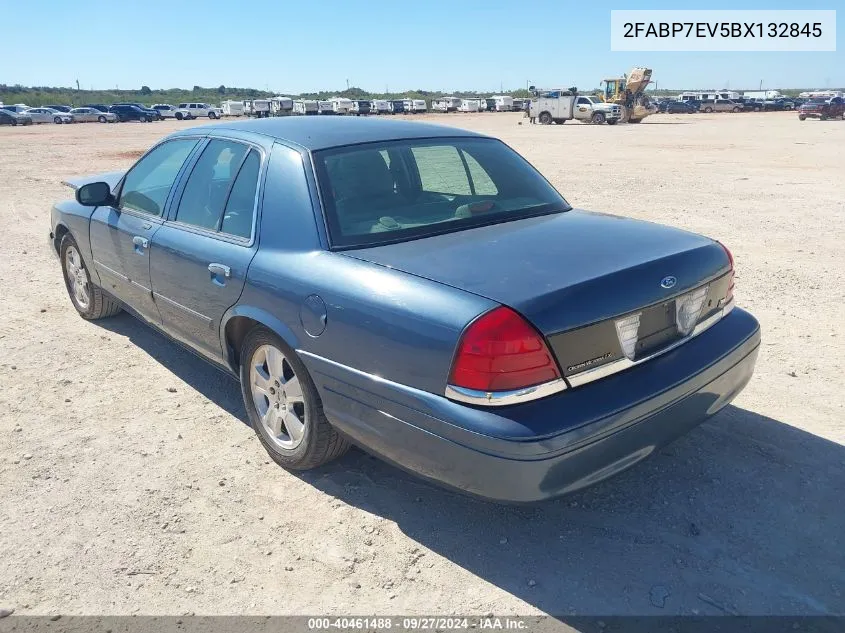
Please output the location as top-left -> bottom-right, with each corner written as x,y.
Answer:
49,117 -> 760,502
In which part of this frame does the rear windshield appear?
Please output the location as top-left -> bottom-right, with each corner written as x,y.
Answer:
313,137 -> 570,248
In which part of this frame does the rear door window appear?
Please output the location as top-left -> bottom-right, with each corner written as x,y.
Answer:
174,139 -> 256,235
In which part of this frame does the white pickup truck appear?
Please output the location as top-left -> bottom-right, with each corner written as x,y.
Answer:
173,102 -> 224,120
530,93 -> 621,125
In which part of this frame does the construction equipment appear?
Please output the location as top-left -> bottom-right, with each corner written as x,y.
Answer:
600,67 -> 658,123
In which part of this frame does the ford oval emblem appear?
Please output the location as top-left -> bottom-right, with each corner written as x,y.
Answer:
661,276 -> 677,289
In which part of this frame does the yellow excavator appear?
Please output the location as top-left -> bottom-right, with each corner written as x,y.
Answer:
600,67 -> 658,123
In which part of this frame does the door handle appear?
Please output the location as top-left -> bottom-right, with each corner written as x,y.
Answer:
208,263 -> 231,278
132,235 -> 149,253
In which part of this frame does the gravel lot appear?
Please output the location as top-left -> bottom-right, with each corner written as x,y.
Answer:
1,112 -> 843,617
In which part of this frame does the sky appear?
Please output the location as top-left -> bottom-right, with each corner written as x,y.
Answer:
2,0 -> 842,93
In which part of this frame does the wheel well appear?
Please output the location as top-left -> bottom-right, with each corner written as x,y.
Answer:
53,224 -> 69,255
224,316 -> 260,369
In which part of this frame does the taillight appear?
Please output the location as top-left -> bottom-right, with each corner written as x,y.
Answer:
449,307 -> 561,392
718,241 -> 735,303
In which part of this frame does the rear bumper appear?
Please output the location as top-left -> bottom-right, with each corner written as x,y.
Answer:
306,308 -> 760,503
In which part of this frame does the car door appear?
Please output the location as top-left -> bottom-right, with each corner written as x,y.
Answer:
149,138 -> 264,361
89,138 -> 202,324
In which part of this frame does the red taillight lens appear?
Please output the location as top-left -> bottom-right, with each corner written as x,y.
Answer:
449,307 -> 561,392
718,241 -> 735,302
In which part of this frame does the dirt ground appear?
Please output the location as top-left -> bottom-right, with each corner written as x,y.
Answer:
1,112 -> 843,617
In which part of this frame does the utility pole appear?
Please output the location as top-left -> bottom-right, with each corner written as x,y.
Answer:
346,78 -> 349,90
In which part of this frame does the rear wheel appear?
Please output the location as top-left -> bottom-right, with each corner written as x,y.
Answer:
799,114 -> 807,121
732,107 -> 741,113
139,115 -> 148,123
240,327 -> 350,470
60,234 -> 122,320
538,111 -> 552,125
10,119 -> 17,126
98,115 -> 106,123
175,112 -> 183,120
703,107 -> 713,113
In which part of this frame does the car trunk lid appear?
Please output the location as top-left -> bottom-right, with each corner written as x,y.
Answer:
342,210 -> 732,379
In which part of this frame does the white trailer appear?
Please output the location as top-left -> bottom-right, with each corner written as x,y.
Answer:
432,97 -> 461,112
371,99 -> 390,115
251,99 -> 271,117
293,100 -> 319,115
492,95 -> 514,111
317,100 -> 334,115
221,100 -> 244,116
458,99 -> 481,112
331,98 -> 354,114
740,90 -> 783,100
411,99 -> 427,113
270,97 -> 293,115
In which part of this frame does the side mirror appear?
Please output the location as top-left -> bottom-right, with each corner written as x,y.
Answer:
76,181 -> 114,207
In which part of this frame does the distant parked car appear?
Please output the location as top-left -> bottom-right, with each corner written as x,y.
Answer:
664,101 -> 697,114
0,109 -> 33,125
764,98 -> 795,111
113,103 -> 162,121
25,107 -> 75,124
69,107 -> 117,123
44,105 -> 72,113
798,97 -> 845,121
1,104 -> 31,113
152,104 -> 177,119
83,104 -> 111,112
174,103 -> 222,120
109,104 -> 155,122
700,99 -> 742,113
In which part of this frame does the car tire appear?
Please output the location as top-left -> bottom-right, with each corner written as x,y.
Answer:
538,112 -> 552,125
799,115 -> 807,121
591,112 -> 606,124
10,119 -> 17,126
606,119 -> 618,125
60,234 -> 122,320
98,115 -> 107,123
732,107 -> 741,113
208,112 -> 217,119
240,326 -> 350,471
820,115 -> 827,121
139,115 -> 148,123
703,107 -> 713,113
54,116 -> 63,124
175,112 -> 183,120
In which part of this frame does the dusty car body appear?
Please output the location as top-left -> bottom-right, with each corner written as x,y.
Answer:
25,107 -> 75,124
69,107 -> 117,123
49,118 -> 760,502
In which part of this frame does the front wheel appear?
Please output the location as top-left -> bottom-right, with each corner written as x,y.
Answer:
732,107 -> 741,113
703,107 -> 713,113
208,112 -> 218,119
799,114 -> 807,121
175,112 -> 184,120
591,112 -> 606,124
60,234 -> 122,320
240,327 -> 350,470
98,115 -> 107,123
139,115 -> 148,123
54,116 -> 63,124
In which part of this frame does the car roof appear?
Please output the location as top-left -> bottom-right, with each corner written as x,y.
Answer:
172,116 -> 486,151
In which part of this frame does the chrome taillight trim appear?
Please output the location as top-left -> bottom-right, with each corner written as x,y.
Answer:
445,378 -> 567,407
567,299 -> 735,388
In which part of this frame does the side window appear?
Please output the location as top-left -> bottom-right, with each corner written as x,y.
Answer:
220,150 -> 261,239
118,139 -> 199,216
175,139 -> 250,231
577,97 -> 589,105
411,146 -> 471,195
